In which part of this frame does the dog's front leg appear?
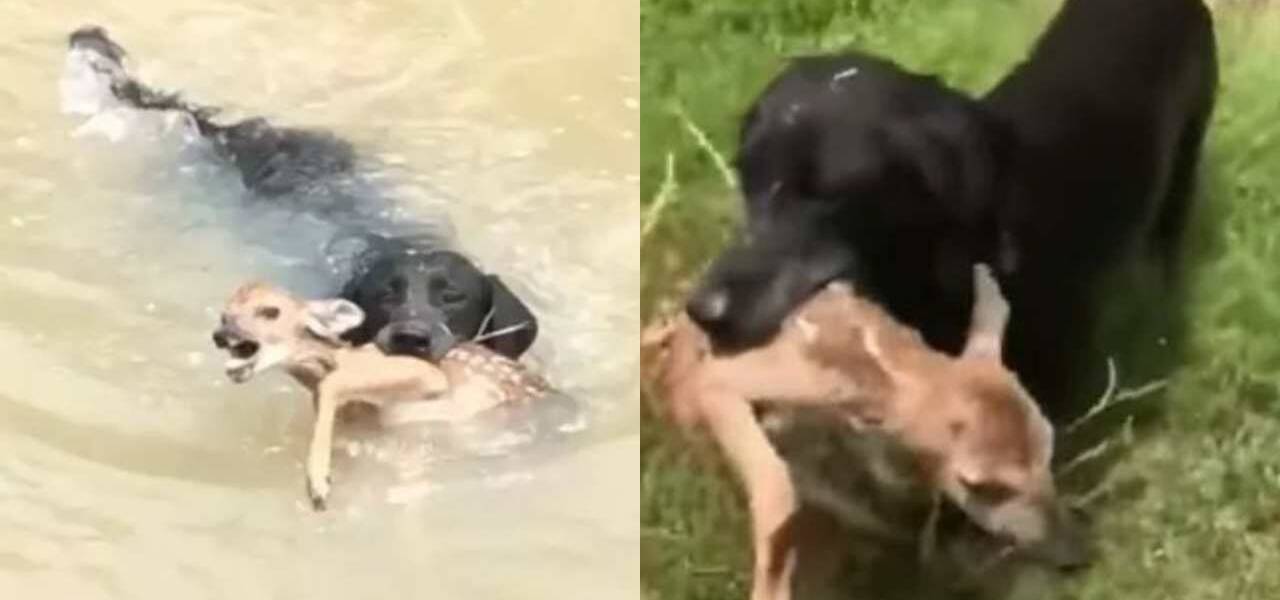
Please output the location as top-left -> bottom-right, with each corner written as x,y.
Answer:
697,386 -> 798,600
305,386 -> 341,511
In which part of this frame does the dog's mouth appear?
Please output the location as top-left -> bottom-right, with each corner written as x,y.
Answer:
688,271 -> 853,352
687,229 -> 860,351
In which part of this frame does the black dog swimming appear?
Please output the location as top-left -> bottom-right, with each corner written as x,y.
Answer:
63,25 -> 539,362
687,0 -> 1217,419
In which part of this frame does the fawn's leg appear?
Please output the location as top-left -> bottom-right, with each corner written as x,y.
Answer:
306,386 -> 341,511
697,386 -> 798,600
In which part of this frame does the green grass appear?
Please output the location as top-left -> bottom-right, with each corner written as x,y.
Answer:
640,1 -> 1280,598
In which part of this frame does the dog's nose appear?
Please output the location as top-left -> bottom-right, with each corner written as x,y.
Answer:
390,328 -> 432,352
686,289 -> 730,327
377,321 -> 458,362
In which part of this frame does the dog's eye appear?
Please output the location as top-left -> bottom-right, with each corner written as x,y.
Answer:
962,479 -> 1017,504
256,306 -> 280,320
441,289 -> 466,305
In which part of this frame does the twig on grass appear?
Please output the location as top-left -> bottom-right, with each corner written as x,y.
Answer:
1067,417 -> 1136,508
1064,358 -> 1119,435
642,152 -> 679,241
1065,357 -> 1170,436
672,104 -> 739,190
1056,417 -> 1136,478
1056,357 -> 1168,480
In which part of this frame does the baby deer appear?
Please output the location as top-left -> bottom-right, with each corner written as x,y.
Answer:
212,281 -> 554,510
645,265 -> 1087,600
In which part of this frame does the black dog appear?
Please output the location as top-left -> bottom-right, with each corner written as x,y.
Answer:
335,235 -> 538,361
688,0 -> 1217,418
64,25 -> 539,361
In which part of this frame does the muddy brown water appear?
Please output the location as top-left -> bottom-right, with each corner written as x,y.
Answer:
0,0 -> 638,597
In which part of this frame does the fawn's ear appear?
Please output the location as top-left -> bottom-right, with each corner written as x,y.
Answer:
963,263 -> 1009,361
304,299 -> 365,341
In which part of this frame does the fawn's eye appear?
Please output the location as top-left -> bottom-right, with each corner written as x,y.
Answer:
256,306 -> 280,320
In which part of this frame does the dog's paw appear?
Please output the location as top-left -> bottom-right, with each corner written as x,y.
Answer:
306,475 -> 332,511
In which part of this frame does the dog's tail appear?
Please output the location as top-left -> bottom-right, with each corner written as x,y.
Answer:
63,25 -> 224,136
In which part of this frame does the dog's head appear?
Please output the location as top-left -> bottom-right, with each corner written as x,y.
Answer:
341,248 -> 537,361
212,282 -> 365,383
689,52 -> 1011,352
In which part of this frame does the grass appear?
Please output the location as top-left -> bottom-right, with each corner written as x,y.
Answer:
640,0 -> 1280,598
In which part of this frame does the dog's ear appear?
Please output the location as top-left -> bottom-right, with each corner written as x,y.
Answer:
963,264 -> 1009,361
479,275 -> 538,359
304,299 -> 366,341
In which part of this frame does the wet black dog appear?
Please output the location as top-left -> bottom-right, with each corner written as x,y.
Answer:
64,25 -> 539,361
688,0 -> 1217,418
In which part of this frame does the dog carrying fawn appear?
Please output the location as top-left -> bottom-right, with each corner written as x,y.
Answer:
211,281 -> 555,510
645,264 -> 1088,600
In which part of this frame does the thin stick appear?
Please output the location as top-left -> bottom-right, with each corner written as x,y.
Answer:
1065,357 -> 1169,435
1065,357 -> 1119,434
641,152 -> 679,241
1055,435 -> 1119,477
672,104 -> 738,190
1067,417 -> 1137,508
1058,356 -> 1168,478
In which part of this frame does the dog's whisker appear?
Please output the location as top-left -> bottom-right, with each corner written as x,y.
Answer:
472,321 -> 530,343
476,304 -> 496,338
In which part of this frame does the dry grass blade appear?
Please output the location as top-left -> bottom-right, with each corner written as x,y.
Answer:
642,152 -> 679,241
1066,417 -> 1137,508
1057,358 -> 1166,479
672,104 -> 738,190
1065,357 -> 1169,435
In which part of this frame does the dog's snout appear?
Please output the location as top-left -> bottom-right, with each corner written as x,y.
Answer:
376,321 -> 458,362
687,289 -> 730,327
390,328 -> 432,351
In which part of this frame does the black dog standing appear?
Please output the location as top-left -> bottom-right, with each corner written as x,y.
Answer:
688,0 -> 1217,421
64,25 -> 540,363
